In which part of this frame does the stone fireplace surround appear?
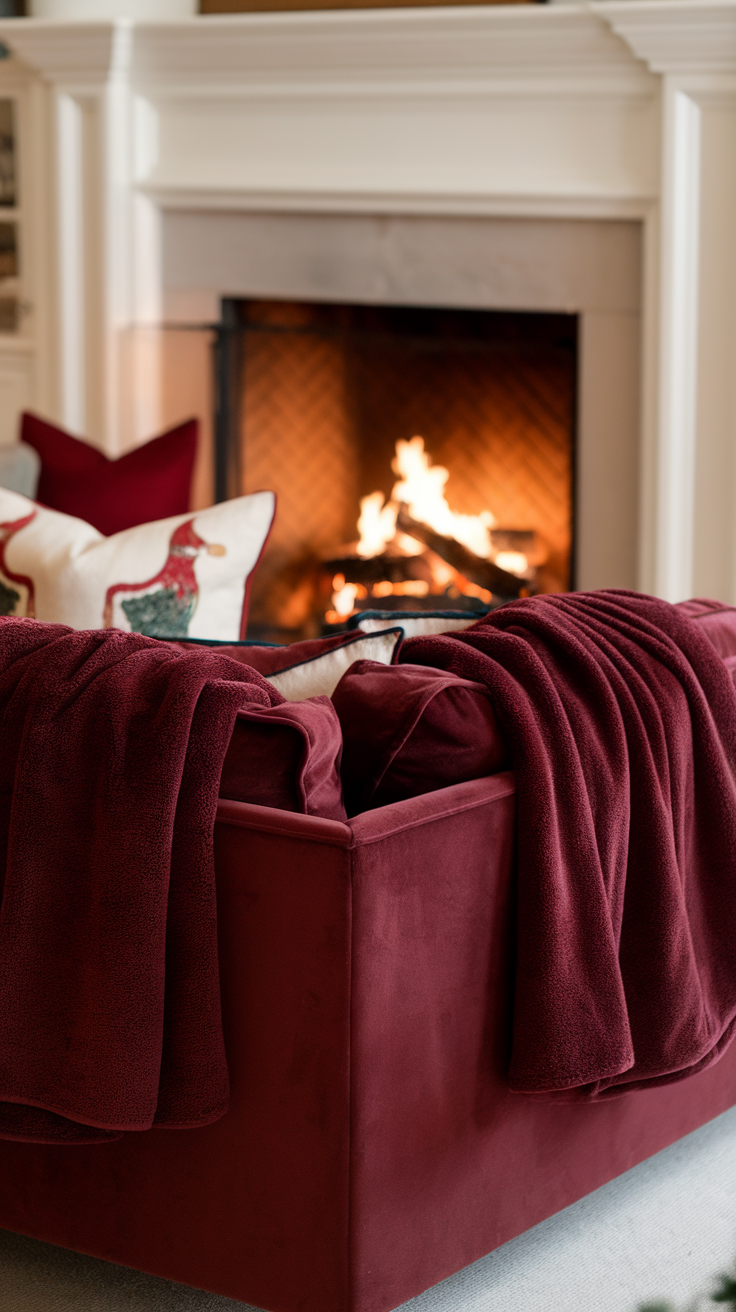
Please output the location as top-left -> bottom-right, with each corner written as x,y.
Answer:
0,1 -> 733,604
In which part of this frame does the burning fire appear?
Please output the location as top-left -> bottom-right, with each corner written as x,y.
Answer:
327,436 -> 532,623
495,550 -> 529,575
356,437 -> 503,562
391,437 -> 497,560
356,492 -> 398,559
329,572 -> 432,622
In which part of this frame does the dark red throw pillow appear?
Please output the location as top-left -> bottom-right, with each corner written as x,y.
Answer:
331,660 -> 510,816
21,411 -> 198,536
220,698 -> 347,822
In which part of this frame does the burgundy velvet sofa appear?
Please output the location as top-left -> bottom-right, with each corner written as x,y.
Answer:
0,603 -> 736,1312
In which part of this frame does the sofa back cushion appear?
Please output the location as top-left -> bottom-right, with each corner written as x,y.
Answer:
331,660 -> 509,815
220,697 -> 346,822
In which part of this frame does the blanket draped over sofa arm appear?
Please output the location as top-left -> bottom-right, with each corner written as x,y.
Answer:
403,590 -> 736,1098
0,617 -> 284,1144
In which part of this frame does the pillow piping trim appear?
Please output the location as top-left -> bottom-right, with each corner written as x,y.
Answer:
239,490 -> 277,641
347,609 -> 487,630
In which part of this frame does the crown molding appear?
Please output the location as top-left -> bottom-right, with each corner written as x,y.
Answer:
0,18 -> 132,87
130,8 -> 648,94
0,8 -> 654,97
592,0 -> 736,77
0,4 -> 732,93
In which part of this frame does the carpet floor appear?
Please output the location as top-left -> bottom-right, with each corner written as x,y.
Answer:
1,1105 -> 736,1312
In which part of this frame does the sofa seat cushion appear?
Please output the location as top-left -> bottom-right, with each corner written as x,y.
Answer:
220,697 -> 346,822
331,660 -> 509,815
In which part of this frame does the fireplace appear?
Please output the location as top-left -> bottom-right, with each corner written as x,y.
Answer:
213,298 -> 577,640
0,5 -> 729,608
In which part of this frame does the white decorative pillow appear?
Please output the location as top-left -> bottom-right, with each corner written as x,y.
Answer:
355,612 -> 483,639
267,629 -> 403,701
0,487 -> 275,641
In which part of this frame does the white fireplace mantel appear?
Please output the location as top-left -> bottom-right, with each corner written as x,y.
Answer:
0,2 -> 734,604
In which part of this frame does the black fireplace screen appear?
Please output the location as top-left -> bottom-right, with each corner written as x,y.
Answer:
213,299 -> 577,641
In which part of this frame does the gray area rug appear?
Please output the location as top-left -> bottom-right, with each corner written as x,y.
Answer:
1,1105 -> 736,1312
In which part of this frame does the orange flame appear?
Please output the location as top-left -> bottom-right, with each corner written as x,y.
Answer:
355,437 -> 528,577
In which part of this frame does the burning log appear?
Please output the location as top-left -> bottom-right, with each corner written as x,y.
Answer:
490,529 -> 541,560
396,507 -> 529,598
321,550 -> 434,587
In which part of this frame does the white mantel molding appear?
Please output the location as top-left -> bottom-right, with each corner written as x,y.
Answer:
593,0 -> 736,79
0,9 -> 654,93
0,3 -> 733,603
2,4 -> 734,92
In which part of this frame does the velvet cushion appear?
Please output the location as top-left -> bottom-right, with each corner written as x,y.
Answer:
220,698 -> 346,821
22,412 -> 198,536
676,598 -> 736,659
331,659 -> 509,815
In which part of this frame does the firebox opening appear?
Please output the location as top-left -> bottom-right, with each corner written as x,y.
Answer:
214,298 -> 577,643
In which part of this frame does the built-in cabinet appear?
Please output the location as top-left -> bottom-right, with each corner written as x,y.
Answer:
0,53 -> 36,447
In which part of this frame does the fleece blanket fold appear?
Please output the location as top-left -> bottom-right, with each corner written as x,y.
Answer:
0,617 -> 283,1143
403,590 -> 736,1097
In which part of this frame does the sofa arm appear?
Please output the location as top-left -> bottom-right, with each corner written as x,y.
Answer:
346,772 -> 518,1311
348,771 -> 516,847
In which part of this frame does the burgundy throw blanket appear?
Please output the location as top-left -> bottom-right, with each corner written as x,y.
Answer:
0,618 -> 284,1143
403,591 -> 736,1097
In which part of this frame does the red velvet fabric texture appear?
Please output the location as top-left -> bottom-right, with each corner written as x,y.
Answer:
221,699 -> 347,821
402,590 -> 736,1097
676,598 -> 736,659
21,412 -> 198,535
332,660 -> 509,815
0,617 -> 284,1143
4,781 -> 736,1312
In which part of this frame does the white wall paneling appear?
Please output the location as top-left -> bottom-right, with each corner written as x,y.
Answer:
654,81 -> 701,603
0,3 -> 734,598
692,90 -> 736,602
595,0 -> 736,597
0,342 -> 33,446
55,90 -> 85,435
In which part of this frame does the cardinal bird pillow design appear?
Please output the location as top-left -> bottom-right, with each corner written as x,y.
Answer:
0,488 -> 275,641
